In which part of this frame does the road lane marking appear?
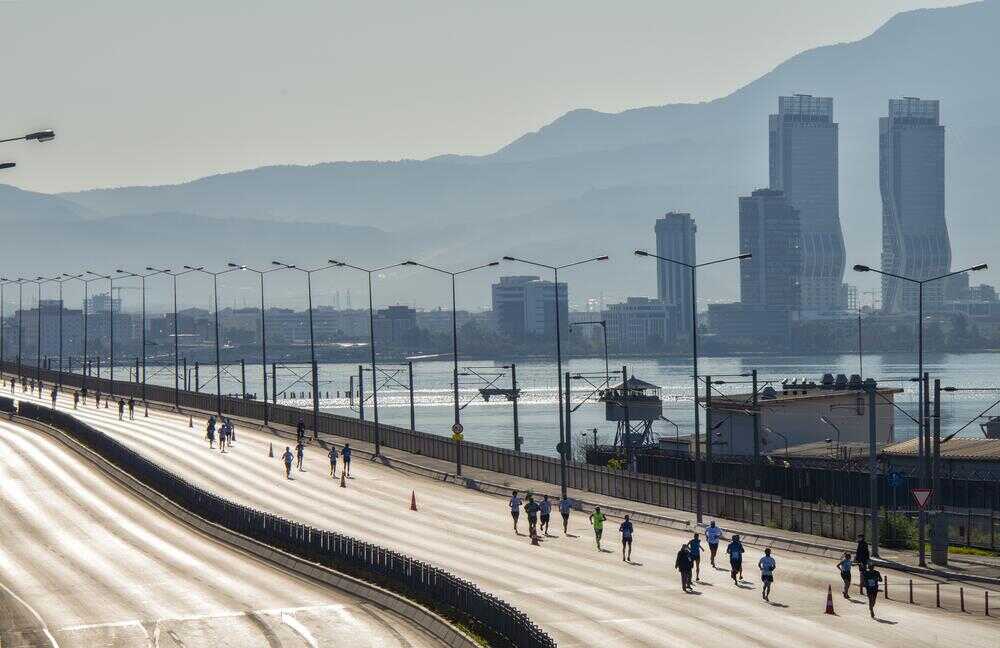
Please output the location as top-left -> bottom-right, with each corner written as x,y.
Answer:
0,577 -> 62,648
281,611 -> 320,647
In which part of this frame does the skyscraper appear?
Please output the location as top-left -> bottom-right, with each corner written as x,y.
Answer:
879,97 -> 950,313
769,94 -> 845,314
491,275 -> 568,340
739,189 -> 802,311
654,212 -> 696,334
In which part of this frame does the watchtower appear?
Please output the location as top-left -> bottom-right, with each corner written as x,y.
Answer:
600,376 -> 663,451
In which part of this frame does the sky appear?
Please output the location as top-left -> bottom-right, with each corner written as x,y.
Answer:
1,0 -> 967,194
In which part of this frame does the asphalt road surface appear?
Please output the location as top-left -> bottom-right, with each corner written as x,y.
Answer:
0,416 -> 443,648
16,389 -> 1000,647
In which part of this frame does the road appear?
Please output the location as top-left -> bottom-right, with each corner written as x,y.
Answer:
0,416 -> 443,648
17,389 -> 1000,647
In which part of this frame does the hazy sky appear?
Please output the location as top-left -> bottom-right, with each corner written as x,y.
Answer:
3,0 -> 966,194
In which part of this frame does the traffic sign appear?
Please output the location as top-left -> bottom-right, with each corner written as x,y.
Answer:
911,488 -> 933,509
887,471 -> 904,488
451,423 -> 464,434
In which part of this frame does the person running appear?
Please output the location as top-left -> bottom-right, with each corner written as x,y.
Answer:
127,397 -> 135,420
328,445 -> 339,478
524,495 -> 540,539
855,535 -> 871,582
206,417 -> 216,448
218,423 -> 227,453
558,495 -> 573,535
73,391 -> 79,409
225,418 -> 235,443
296,419 -> 305,444
95,390 -> 101,408
508,490 -> 522,535
706,521 -> 723,568
281,446 -> 294,479
688,533 -> 703,581
619,514 -> 634,562
758,548 -> 776,601
726,534 -> 745,584
342,443 -> 352,477
539,495 -> 552,536
863,564 -> 883,619
837,552 -> 854,599
117,398 -> 125,420
589,506 -> 606,551
50,387 -> 58,408
675,544 -> 694,592
295,440 -> 305,471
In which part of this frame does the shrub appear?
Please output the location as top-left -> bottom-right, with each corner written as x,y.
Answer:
880,512 -> 918,549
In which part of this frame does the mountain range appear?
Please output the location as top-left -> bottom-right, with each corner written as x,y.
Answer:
3,0 -> 999,311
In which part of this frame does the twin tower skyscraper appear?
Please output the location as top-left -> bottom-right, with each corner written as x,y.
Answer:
763,94 -> 949,314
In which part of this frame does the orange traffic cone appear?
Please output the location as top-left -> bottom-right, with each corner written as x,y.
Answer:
825,584 -> 836,615
340,471 -> 347,488
269,442 -> 274,458
410,491 -> 418,511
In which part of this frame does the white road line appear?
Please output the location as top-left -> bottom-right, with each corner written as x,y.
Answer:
281,612 -> 320,648
0,577 -> 62,648
54,603 -> 349,633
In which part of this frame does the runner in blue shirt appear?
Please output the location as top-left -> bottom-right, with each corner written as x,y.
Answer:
688,533 -> 703,581
706,521 -> 723,568
539,495 -> 553,536
558,496 -> 572,535
342,443 -> 352,477
726,534 -> 745,584
758,548 -> 776,600
619,515 -> 634,562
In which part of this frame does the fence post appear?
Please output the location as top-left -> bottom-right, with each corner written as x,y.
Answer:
960,587 -> 965,613
936,583 -> 941,608
909,579 -> 913,604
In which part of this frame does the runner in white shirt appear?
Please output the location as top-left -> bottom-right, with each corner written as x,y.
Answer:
539,495 -> 553,536
508,490 -> 523,535
758,548 -> 776,600
558,497 -> 573,535
706,521 -> 723,568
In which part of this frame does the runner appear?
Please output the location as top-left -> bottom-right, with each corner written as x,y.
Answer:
296,419 -> 305,443
342,443 -> 352,477
281,446 -> 294,479
619,514 -> 634,562
688,533 -> 703,581
127,397 -> 135,420
95,390 -> 101,408
206,416 -> 216,448
706,520 -> 723,567
558,495 -> 573,534
589,506 -> 606,551
73,391 -> 79,409
539,495 -> 552,536
837,552 -> 853,599
726,534 -> 745,584
50,387 -> 57,408
675,544 -> 694,592
758,548 -> 776,600
117,398 -> 125,421
524,495 -> 540,539
328,445 -> 339,478
508,490 -> 522,535
863,564 -> 883,619
295,440 -> 305,470
855,534 -> 871,582
219,423 -> 228,453
226,418 -> 236,444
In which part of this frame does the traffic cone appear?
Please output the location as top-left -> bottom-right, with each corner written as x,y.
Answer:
825,585 -> 836,615
410,491 -> 418,511
144,403 -> 149,417
340,471 -> 346,488
269,442 -> 274,458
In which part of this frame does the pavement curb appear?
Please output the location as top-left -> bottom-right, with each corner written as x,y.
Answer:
12,414 -> 481,648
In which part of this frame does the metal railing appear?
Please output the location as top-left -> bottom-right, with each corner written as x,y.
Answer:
7,395 -> 554,648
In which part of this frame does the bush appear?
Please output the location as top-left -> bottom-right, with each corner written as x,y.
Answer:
880,512 -> 918,549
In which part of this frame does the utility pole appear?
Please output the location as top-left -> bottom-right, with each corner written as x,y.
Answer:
752,369 -> 761,490
866,378 -> 879,557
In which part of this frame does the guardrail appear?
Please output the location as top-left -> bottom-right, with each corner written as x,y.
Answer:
6,395 -> 555,648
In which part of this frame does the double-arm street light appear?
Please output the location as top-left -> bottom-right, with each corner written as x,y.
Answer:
569,319 -> 609,385
62,272 -> 103,393
0,277 -> 16,377
502,254 -> 608,498
404,260 -> 499,475
117,268 -> 170,402
331,259 -> 408,457
228,263 -> 283,425
272,261 -> 336,436
38,274 -> 78,388
853,261 -> 987,565
147,267 -> 198,410
0,163 -> 14,170
185,265 -> 240,417
0,130 -> 55,144
635,249 -> 751,523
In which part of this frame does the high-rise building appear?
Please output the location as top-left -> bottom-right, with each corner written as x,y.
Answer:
879,97 -> 950,313
606,297 -> 672,351
654,212 -> 696,334
491,276 -> 568,340
769,95 -> 845,314
739,189 -> 802,311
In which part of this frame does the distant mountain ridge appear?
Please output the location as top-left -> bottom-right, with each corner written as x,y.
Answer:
3,0 -> 999,307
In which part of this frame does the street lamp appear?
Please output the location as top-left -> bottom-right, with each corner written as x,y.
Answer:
118,268 -> 170,402
403,259 -> 499,475
0,277 -> 16,379
0,162 -> 15,170
185,265 -> 240,417
272,261 -> 336,437
62,272 -> 105,393
330,259 -> 407,457
819,415 -> 841,455
0,130 -> 56,144
569,319 -> 609,386
854,261 -> 986,566
148,266 -> 201,410
227,263 -> 282,425
762,425 -> 789,458
502,254 -> 608,498
635,248 -> 751,523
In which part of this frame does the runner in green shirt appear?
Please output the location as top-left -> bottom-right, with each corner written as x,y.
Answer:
589,506 -> 606,551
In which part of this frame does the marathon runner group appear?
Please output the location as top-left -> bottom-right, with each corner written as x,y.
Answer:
508,489 -> 885,618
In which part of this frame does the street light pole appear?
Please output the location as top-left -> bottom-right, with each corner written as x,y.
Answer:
569,320 -> 609,386
503,255 -> 608,498
118,268 -> 169,402
228,264 -> 281,426
634,249 -> 751,523
853,261 -> 987,567
331,260 -> 406,457
404,260 -> 500,475
186,265 -> 239,417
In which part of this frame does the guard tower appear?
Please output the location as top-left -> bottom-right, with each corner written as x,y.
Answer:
601,376 -> 663,450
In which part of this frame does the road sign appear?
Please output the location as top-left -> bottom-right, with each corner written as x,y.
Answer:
451,423 -> 464,434
911,488 -> 933,509
887,471 -> 904,488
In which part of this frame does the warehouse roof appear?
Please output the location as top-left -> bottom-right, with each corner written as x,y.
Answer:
882,437 -> 1000,460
